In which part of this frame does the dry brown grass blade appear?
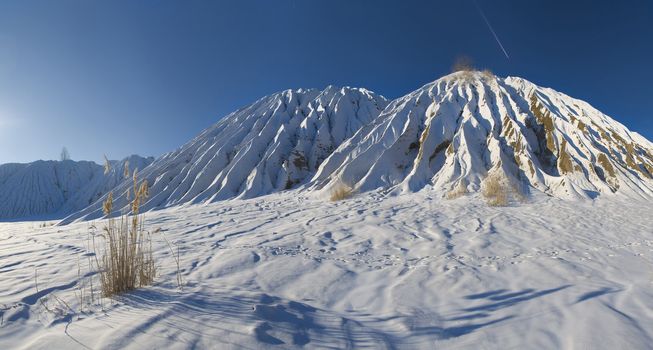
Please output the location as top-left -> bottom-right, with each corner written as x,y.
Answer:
446,181 -> 468,200
329,181 -> 353,201
98,170 -> 156,297
482,172 -> 509,206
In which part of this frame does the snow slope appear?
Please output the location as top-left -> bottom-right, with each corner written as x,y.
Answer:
61,73 -> 653,224
63,86 -> 387,223
311,71 -> 653,200
0,155 -> 153,220
1,190 -> 652,349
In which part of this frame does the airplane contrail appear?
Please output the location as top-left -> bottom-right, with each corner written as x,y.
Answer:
473,0 -> 510,60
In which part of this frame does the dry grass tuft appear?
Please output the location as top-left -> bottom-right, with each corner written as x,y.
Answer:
446,181 -> 468,200
482,171 -> 528,206
482,172 -> 509,206
98,170 -> 155,297
102,192 -> 113,217
329,181 -> 354,201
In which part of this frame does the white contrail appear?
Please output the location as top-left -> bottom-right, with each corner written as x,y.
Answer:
473,0 -> 510,59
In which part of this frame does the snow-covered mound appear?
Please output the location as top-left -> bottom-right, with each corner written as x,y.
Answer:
60,73 -> 653,223
0,155 -> 153,220
63,86 -> 387,222
311,71 -> 653,200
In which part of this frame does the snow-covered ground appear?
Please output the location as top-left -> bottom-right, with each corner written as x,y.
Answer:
2,190 -> 652,349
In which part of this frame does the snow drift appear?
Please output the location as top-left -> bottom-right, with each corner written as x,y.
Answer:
311,71 -> 653,200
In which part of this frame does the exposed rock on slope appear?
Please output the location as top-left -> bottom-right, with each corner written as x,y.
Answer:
0,155 -> 153,220
311,71 -> 653,200
63,86 -> 388,222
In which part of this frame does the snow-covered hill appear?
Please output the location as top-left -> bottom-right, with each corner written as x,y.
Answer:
63,86 -> 388,222
311,71 -> 653,200
60,73 -> 653,223
0,155 -> 153,220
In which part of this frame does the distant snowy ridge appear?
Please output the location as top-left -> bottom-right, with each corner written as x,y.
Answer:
310,71 -> 653,200
0,155 -> 153,220
62,86 -> 388,223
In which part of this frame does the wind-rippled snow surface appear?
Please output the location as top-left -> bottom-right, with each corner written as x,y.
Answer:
1,191 -> 652,349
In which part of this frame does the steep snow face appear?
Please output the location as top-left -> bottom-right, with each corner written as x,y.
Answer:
311,72 -> 653,199
0,155 -> 153,220
64,86 -> 387,222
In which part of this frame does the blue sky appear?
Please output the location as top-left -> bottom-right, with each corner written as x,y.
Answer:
0,0 -> 651,163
